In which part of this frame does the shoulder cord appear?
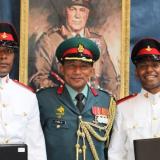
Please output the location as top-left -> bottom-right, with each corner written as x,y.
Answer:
75,97 -> 116,160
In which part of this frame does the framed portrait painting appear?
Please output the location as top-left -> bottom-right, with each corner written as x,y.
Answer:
20,0 -> 130,99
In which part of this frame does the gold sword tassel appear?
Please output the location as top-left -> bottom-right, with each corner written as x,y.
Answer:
82,131 -> 86,160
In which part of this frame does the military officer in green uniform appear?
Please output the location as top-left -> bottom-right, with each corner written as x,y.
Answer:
30,0 -> 119,99
37,37 -> 116,160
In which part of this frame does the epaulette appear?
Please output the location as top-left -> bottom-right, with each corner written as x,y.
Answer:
47,26 -> 60,35
13,80 -> 34,93
98,88 -> 117,102
90,31 -> 101,37
99,88 -> 113,96
87,27 -> 99,35
50,71 -> 64,85
117,93 -> 138,105
35,87 -> 46,93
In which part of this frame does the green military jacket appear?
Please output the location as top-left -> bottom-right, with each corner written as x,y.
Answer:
37,85 -> 116,160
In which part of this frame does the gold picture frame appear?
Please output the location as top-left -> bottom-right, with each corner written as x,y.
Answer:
20,0 -> 130,99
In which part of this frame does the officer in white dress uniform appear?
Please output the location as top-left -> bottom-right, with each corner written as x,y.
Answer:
0,23 -> 47,160
108,38 -> 160,160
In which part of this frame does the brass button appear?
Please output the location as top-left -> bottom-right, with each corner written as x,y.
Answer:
132,124 -> 137,129
78,116 -> 82,119
153,134 -> 158,138
79,149 -> 82,154
2,104 -> 6,108
4,139 -> 9,144
4,123 -> 8,126
153,117 -> 158,121
23,112 -> 27,116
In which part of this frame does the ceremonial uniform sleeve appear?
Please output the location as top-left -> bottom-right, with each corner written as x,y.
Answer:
24,94 -> 47,160
108,105 -> 127,160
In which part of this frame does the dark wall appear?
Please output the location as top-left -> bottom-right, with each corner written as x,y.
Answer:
130,0 -> 160,94
0,0 -> 20,79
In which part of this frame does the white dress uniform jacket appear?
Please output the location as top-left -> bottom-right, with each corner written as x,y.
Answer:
0,75 -> 47,160
108,89 -> 160,160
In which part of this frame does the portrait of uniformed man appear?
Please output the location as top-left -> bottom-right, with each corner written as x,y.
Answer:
29,0 -> 121,99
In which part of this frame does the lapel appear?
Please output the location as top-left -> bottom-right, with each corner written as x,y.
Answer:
57,86 -> 80,114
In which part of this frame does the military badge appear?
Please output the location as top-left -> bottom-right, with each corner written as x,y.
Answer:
78,44 -> 84,53
146,45 -> 152,51
92,106 -> 109,124
1,32 -> 7,39
56,105 -> 65,118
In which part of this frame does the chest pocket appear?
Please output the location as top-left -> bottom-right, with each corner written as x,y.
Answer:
10,108 -> 29,134
12,109 -> 28,122
125,119 -> 148,141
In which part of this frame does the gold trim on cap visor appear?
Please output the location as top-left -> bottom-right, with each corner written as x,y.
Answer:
64,57 -> 93,62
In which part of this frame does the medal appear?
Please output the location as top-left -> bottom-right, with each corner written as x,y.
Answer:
92,106 -> 109,124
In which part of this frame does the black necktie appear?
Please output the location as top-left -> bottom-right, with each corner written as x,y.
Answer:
75,93 -> 85,112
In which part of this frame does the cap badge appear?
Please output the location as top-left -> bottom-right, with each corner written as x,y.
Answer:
1,32 -> 7,39
146,45 -> 152,52
56,106 -> 65,118
78,44 -> 84,53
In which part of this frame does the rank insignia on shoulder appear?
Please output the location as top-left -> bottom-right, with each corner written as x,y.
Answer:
92,106 -> 109,124
56,105 -> 65,118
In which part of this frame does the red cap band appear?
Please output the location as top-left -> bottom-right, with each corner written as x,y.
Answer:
0,32 -> 14,41
63,48 -> 93,58
138,47 -> 160,56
